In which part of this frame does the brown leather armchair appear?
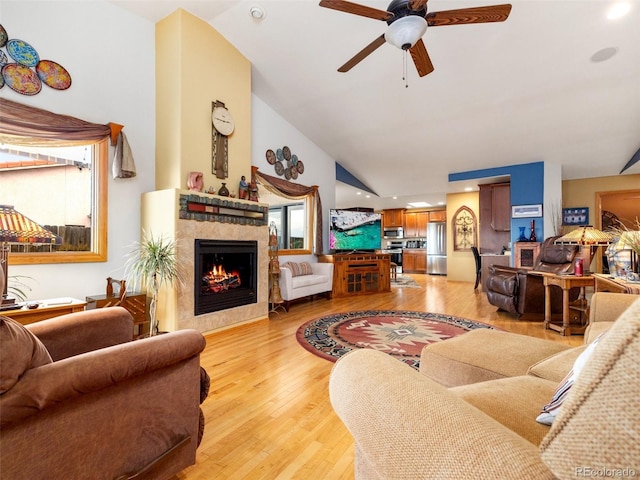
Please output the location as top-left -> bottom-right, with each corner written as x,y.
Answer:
1,307 -> 207,480
485,236 -> 580,315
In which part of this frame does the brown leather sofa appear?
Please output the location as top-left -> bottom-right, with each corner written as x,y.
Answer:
0,306 -> 207,480
485,236 -> 580,315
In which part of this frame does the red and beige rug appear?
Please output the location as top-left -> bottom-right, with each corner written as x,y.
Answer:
296,310 -> 497,369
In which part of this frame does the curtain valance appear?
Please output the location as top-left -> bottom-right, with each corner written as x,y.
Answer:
0,98 -> 111,146
253,166 -> 323,254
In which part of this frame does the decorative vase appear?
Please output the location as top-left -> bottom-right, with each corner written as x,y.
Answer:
529,220 -> 537,242
518,226 -> 527,242
218,182 -> 229,197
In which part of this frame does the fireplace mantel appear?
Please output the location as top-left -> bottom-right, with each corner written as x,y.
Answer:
141,189 -> 269,334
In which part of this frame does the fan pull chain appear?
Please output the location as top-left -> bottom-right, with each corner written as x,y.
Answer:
403,49 -> 409,88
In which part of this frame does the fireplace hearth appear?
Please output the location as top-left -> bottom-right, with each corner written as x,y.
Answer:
194,239 -> 257,315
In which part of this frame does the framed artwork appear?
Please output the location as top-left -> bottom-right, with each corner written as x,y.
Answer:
511,204 -> 543,218
562,207 -> 589,226
453,206 -> 477,251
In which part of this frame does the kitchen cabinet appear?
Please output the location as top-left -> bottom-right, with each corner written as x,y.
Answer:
403,249 -> 427,274
479,183 -> 511,255
491,183 -> 511,232
428,210 -> 446,222
404,212 -> 429,238
383,209 -> 404,228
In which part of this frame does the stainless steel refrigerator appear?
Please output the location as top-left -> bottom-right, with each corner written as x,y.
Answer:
427,222 -> 447,275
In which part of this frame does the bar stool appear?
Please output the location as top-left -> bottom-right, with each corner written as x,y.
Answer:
390,262 -> 398,281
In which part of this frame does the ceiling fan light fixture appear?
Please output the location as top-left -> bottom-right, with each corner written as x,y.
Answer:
384,15 -> 427,50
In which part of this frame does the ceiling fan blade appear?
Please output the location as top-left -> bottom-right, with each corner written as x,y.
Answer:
408,0 -> 429,11
409,39 -> 434,77
338,34 -> 387,72
427,4 -> 512,26
319,0 -> 393,21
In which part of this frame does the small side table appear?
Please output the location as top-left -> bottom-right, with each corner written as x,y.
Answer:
542,273 -> 594,336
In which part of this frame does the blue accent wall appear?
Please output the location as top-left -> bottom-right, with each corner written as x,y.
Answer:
449,162 -> 545,243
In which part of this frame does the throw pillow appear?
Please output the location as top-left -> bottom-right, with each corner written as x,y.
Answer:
282,261 -> 313,277
536,330 -> 608,425
0,316 -> 53,394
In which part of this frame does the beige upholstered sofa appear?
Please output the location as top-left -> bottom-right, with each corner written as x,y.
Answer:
279,261 -> 333,311
330,293 -> 640,479
0,306 -> 207,480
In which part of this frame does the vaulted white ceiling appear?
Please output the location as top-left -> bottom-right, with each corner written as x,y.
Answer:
111,0 -> 640,210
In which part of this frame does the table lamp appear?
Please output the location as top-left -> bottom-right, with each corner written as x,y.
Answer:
555,225 -> 613,274
0,205 -> 62,305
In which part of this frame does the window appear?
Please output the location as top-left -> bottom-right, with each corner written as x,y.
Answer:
253,166 -> 321,255
269,202 -> 306,250
0,139 -> 108,264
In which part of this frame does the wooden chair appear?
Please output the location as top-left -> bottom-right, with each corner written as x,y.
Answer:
390,262 -> 398,281
471,247 -> 481,290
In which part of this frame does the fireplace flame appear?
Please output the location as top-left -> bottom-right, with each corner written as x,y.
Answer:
203,264 -> 241,293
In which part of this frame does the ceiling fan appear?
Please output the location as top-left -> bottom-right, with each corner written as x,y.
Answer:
319,0 -> 512,77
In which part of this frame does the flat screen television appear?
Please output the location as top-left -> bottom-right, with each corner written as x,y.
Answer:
329,209 -> 382,253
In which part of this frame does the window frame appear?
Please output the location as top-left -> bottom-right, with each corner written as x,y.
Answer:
5,138 -> 108,265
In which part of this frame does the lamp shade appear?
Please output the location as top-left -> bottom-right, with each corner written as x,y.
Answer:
0,205 -> 62,244
554,225 -> 613,246
385,16 -> 428,50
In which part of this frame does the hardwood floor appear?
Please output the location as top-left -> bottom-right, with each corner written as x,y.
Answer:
177,275 -> 582,480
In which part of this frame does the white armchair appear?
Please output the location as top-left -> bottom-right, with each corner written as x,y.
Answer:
279,262 -> 333,311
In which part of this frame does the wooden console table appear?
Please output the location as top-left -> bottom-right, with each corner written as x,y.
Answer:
542,274 -> 594,336
593,273 -> 640,295
2,298 -> 87,325
332,253 -> 391,298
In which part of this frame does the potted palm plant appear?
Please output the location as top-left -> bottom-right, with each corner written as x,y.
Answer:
125,232 -> 183,336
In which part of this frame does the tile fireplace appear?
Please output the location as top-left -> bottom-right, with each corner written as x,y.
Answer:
141,189 -> 270,334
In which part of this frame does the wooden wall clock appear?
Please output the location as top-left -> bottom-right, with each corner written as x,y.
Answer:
212,100 -> 234,179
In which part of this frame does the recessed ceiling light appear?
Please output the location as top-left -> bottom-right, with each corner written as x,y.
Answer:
249,5 -> 266,20
591,47 -> 618,63
437,201 -> 445,206
607,2 -> 630,19
392,196 -> 397,200
464,187 -> 473,192
365,195 -> 370,198
356,191 -> 362,195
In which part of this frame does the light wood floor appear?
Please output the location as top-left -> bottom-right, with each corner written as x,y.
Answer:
176,275 -> 582,480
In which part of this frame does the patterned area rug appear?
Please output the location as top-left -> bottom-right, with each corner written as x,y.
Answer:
390,275 -> 420,288
296,310 -> 498,369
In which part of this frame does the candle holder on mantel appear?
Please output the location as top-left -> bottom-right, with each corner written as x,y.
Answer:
268,222 -> 285,313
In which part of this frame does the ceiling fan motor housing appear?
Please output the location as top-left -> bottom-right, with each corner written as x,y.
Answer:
386,0 -> 427,26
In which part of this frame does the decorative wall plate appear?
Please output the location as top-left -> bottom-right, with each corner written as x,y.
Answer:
291,154 -> 298,166
0,25 -> 7,48
284,167 -> 292,180
266,149 -> 276,165
7,39 -> 39,67
0,74 -> 4,89
283,146 -> 291,161
2,63 -> 42,95
276,148 -> 284,161
296,161 -> 305,174
36,60 -> 71,90
290,167 -> 299,179
275,160 -> 284,176
0,51 -> 7,66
